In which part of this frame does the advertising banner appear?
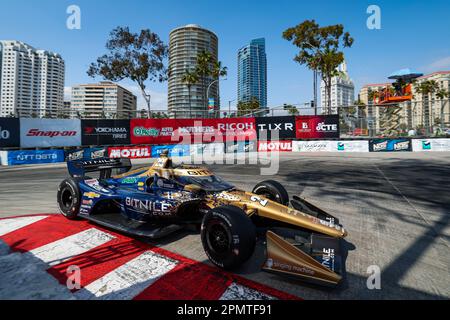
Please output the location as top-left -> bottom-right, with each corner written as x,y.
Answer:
258,141 -> 293,152
225,140 -> 257,153
336,140 -> 369,152
293,140 -> 334,152
151,145 -> 191,158
20,119 -> 81,148
0,118 -> 20,148
0,151 -> 7,166
65,147 -> 108,161
369,138 -> 412,152
256,116 -> 296,140
295,115 -> 340,139
81,120 -> 130,146
108,146 -> 152,159
412,139 -> 450,152
7,149 -> 65,166
130,118 -> 256,145
191,143 -> 225,156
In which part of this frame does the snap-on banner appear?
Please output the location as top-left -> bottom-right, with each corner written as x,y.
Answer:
256,116 -> 296,140
130,118 -> 256,145
295,115 -> 340,139
7,149 -> 65,166
20,119 -> 81,148
0,118 -> 20,148
81,120 -> 130,146
369,138 -> 412,152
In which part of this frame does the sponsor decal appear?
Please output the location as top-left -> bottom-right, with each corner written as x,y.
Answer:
125,197 -> 173,214
321,248 -> 335,270
20,119 -> 81,148
83,192 -> 100,199
369,139 -> 412,152
258,141 -> 293,152
108,146 -> 151,159
336,141 -> 369,152
81,120 -> 130,145
295,115 -> 340,139
90,149 -> 106,159
133,127 -> 160,137
67,150 -> 84,161
26,129 -> 77,138
121,177 -> 139,184
82,199 -> 93,206
293,141 -> 333,152
151,145 -> 190,158
270,259 -> 315,276
422,140 -> 431,150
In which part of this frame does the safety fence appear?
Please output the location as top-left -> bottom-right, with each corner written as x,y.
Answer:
1,138 -> 450,166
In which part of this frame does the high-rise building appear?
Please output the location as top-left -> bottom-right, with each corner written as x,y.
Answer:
320,61 -> 355,114
168,24 -> 219,118
237,38 -> 267,109
71,81 -> 137,119
0,40 -> 65,117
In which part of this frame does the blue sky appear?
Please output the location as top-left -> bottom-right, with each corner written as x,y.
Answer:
1,0 -> 449,110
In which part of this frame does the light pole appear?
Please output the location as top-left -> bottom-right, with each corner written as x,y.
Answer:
228,99 -> 236,117
207,78 -> 227,118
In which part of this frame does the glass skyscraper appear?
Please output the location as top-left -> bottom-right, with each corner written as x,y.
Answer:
237,38 -> 267,109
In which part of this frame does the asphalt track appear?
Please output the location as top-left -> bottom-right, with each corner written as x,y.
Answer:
0,152 -> 449,300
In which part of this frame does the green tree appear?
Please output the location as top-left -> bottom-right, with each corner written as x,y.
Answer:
436,88 -> 450,129
416,80 -> 439,134
283,104 -> 299,115
283,20 -> 354,115
194,51 -> 214,111
237,97 -> 260,116
87,26 -> 168,118
181,70 -> 199,118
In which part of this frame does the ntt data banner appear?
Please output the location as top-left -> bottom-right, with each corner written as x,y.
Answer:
0,118 -> 20,148
81,120 -> 130,146
7,149 -> 65,166
151,145 -> 191,158
190,143 -> 225,156
130,118 -> 256,145
20,119 -> 81,148
369,138 -> 412,152
295,115 -> 340,139
412,139 -> 450,152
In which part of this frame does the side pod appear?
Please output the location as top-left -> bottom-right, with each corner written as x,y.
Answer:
263,231 -> 342,286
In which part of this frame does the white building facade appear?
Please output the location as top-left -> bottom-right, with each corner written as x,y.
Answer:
0,40 -> 65,117
320,61 -> 355,115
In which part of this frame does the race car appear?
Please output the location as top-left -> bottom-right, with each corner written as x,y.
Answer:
57,151 -> 348,286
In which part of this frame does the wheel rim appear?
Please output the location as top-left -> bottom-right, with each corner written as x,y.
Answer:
61,188 -> 74,210
206,221 -> 230,255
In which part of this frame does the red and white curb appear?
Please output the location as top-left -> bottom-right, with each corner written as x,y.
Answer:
0,214 -> 299,300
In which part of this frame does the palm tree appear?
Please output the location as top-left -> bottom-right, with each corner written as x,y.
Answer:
195,51 -> 214,110
181,70 -> 199,118
416,80 -> 439,134
211,61 -> 227,117
436,88 -> 450,130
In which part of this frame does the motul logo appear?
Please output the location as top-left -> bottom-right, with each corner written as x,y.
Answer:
258,141 -> 292,152
27,129 -> 77,138
109,147 -> 151,159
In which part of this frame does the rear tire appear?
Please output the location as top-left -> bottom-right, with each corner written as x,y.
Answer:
201,205 -> 256,270
57,178 -> 82,220
252,180 -> 289,205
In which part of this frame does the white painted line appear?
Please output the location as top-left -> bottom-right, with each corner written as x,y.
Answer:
29,228 -> 115,266
74,251 -> 178,300
219,283 -> 276,300
0,215 -> 49,237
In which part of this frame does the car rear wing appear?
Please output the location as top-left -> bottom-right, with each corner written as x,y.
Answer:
67,158 -> 132,179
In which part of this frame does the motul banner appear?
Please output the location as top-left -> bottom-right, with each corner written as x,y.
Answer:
256,116 -> 296,140
258,141 -> 293,152
81,120 -> 130,146
108,146 -> 152,159
0,118 -> 20,148
295,115 -> 340,139
130,118 -> 256,145
20,119 -> 81,148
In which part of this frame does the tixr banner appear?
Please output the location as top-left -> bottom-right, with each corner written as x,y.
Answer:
295,115 -> 340,139
130,118 -> 256,145
20,119 -> 81,148
81,120 -> 130,146
0,118 -> 20,148
256,116 -> 296,140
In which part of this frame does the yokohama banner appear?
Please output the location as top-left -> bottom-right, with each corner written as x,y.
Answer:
82,120 -> 130,146
108,146 -> 152,159
295,115 -> 340,139
130,118 -> 256,145
20,119 -> 81,148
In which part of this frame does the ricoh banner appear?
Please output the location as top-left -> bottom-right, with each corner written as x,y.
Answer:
81,120 -> 130,146
20,119 -> 81,148
412,139 -> 450,152
130,118 -> 256,145
295,115 -> 340,139
0,118 -> 20,148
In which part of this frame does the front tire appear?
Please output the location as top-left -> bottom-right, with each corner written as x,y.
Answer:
252,180 -> 289,205
57,178 -> 82,220
201,205 -> 256,270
